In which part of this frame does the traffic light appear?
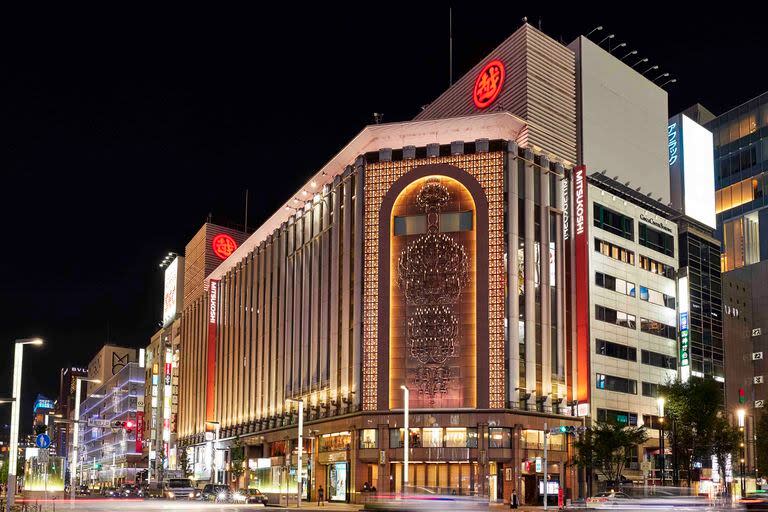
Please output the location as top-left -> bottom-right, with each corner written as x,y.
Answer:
739,388 -> 746,404
125,420 -> 135,433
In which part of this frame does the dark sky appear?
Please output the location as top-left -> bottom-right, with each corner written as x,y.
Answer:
2,7 -> 766,432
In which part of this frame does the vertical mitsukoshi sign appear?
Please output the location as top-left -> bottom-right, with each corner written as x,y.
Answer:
573,166 -> 590,405
206,279 -> 219,425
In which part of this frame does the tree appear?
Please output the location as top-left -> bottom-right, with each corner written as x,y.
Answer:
711,416 -> 741,489
574,420 -> 648,486
659,377 -> 723,485
230,436 -> 245,489
756,413 -> 768,478
178,446 -> 193,478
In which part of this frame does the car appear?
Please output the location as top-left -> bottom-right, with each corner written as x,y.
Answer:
163,478 -> 202,500
76,485 -> 91,496
202,484 -> 232,502
101,487 -> 119,498
740,491 -> 768,511
232,488 -> 269,505
586,491 -> 633,508
120,484 -> 144,498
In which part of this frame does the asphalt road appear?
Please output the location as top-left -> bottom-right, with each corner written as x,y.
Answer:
15,499 -> 274,511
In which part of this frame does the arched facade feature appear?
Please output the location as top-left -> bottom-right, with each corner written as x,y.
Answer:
375,163 -> 492,410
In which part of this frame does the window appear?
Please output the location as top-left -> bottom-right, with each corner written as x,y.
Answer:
596,373 -> 637,394
639,286 -> 675,309
639,224 -> 674,257
597,408 -> 638,426
444,428 -> 469,448
596,339 -> 637,361
643,414 -> 663,429
389,428 -> 421,448
421,428 -> 443,448
394,211 -> 473,236
639,255 -> 675,279
642,382 -> 660,398
594,203 -> 634,240
319,432 -> 351,452
521,430 -> 543,449
641,350 -> 677,369
595,305 -> 636,329
489,427 -> 512,448
595,238 -> 635,265
359,429 -> 377,449
595,272 -> 636,297
640,318 -> 677,340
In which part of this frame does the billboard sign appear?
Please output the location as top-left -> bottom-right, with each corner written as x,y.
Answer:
668,114 -> 716,228
678,275 -> 691,382
206,279 -> 220,426
472,60 -> 505,109
162,257 -> 181,326
212,234 -> 238,260
573,165 -> 590,404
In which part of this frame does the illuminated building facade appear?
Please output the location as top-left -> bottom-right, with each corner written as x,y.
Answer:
54,366 -> 88,460
78,360 -> 144,486
177,23 -> 590,506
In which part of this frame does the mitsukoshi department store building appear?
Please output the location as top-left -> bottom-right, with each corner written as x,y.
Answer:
178,24 -> 587,505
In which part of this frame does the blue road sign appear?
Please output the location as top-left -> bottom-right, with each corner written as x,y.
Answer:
35,433 -> 51,449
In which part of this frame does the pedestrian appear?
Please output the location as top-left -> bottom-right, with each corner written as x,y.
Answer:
318,485 -> 325,506
510,490 -> 519,509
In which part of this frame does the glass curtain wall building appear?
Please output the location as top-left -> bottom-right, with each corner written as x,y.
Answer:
705,91 -> 768,271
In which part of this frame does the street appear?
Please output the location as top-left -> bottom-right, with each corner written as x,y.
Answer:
14,500 -> 281,512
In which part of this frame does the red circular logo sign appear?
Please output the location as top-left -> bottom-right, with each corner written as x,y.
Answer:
212,234 -> 238,260
472,59 -> 505,109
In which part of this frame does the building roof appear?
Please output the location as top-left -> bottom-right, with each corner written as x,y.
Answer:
207,112 -> 528,282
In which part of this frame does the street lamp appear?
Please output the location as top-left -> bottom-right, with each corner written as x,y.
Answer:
7,337 -> 43,509
657,397 -> 666,486
287,398 -> 304,508
401,385 -> 409,495
70,377 -> 101,501
738,408 -> 746,497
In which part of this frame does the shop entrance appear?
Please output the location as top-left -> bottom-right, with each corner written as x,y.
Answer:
327,462 -> 348,502
391,462 -> 480,496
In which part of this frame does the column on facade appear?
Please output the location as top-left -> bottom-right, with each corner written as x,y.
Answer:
540,155 -> 552,407
524,149 -> 537,405
507,141 -> 520,406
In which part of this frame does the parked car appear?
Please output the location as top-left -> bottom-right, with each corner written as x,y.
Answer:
202,484 -> 232,502
163,478 -> 201,500
232,488 -> 269,505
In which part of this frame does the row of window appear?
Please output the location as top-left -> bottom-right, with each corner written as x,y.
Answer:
595,238 -> 675,279
595,305 -> 677,340
595,339 -> 677,369
597,409 -> 665,429
379,427 -> 564,450
593,203 -> 674,258
595,272 -> 676,309
596,374 -> 670,396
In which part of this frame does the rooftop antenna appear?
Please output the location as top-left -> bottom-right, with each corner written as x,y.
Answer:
449,7 -> 453,86
244,189 -> 249,232
538,17 -> 542,31
373,112 -> 384,124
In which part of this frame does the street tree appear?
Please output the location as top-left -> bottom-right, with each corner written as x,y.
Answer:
230,436 -> 245,489
755,413 -> 768,478
711,416 -> 741,489
573,420 -> 648,487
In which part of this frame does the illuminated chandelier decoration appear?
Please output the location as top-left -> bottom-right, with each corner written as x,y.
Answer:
397,178 -> 469,404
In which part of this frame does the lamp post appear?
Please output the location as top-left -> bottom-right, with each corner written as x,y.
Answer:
70,377 -> 101,501
400,385 -> 409,496
287,399 -> 304,508
657,397 -> 665,486
738,408 -> 746,497
7,338 -> 43,509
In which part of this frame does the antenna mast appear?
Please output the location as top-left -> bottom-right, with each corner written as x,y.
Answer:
449,7 -> 453,86
244,188 -> 249,232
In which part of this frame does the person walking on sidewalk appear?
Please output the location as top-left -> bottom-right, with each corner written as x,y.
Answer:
318,485 -> 325,506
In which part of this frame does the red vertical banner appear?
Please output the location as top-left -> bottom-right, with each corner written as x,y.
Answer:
206,279 -> 219,427
573,166 -> 590,405
136,411 -> 144,453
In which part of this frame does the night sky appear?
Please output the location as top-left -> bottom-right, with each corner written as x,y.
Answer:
3,7 -> 766,432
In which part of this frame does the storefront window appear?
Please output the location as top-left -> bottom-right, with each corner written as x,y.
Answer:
489,427 -> 512,448
359,429 -> 377,449
328,462 -> 347,502
445,427 -> 467,448
521,429 -> 543,449
319,432 -> 351,453
389,428 -> 422,448
421,428 -> 443,448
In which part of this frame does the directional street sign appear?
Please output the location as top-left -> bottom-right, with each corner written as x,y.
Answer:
87,418 -> 111,428
35,433 -> 51,449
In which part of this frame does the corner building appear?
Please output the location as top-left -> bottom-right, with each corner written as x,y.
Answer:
178,24 -> 585,506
